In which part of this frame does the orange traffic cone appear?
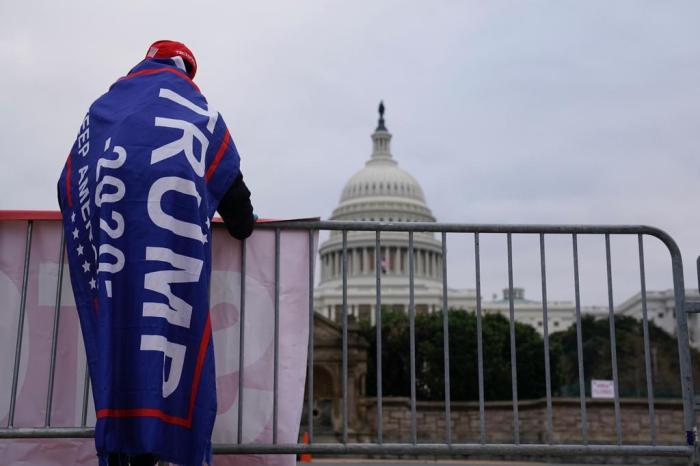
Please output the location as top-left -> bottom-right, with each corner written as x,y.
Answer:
299,431 -> 312,463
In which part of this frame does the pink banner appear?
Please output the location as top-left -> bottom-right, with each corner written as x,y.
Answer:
0,217 -> 316,465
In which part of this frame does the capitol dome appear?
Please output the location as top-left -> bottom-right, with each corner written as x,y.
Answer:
330,104 -> 435,223
314,103 -> 473,323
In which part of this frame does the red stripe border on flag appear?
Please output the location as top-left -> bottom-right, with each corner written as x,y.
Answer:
96,314 -> 212,429
116,68 -> 200,93
204,130 -> 230,183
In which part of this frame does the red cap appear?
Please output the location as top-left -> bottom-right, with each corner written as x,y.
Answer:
146,40 -> 197,79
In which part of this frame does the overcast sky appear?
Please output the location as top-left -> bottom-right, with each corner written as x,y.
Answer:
1,1 -> 699,305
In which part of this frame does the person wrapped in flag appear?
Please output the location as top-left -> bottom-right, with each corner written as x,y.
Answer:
57,40 -> 255,466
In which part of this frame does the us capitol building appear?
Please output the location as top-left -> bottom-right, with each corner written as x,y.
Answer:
312,103 -> 605,334
305,103 -> 699,439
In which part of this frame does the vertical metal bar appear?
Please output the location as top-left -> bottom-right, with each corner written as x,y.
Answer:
572,234 -> 588,444
375,231 -> 383,444
81,370 -> 90,427
637,234 -> 656,445
408,231 -> 417,445
237,239 -> 246,444
8,220 -> 33,428
605,234 -> 622,446
341,230 -> 348,444
307,231 -> 315,444
273,229 -> 280,444
539,234 -> 553,444
474,233 -> 486,444
667,242 -> 696,448
441,232 -> 452,445
506,233 -> 520,445
45,230 -> 66,427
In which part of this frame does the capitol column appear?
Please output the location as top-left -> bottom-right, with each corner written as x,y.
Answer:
394,247 -> 401,275
360,246 -> 368,275
411,248 -> 417,276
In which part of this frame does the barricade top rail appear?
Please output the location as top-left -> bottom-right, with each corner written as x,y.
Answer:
0,211 -> 680,248
257,220 -> 684,261
257,219 -> 675,238
1,212 -> 682,264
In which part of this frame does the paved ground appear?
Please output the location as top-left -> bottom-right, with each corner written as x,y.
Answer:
303,462 -> 562,466
302,460 -> 666,466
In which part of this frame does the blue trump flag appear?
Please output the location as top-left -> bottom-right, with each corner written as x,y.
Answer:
57,59 -> 240,466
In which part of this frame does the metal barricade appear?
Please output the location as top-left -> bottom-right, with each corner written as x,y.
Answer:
0,216 -> 697,463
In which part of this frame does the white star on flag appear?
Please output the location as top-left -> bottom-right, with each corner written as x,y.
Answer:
89,277 -> 96,289
71,211 -> 76,223
82,260 -> 90,273
72,228 -> 79,239
205,218 -> 210,229
76,244 -> 84,256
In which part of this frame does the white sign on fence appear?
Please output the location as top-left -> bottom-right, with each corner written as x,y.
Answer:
591,379 -> 615,399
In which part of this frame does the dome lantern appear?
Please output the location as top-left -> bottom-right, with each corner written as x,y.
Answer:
370,100 -> 394,163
